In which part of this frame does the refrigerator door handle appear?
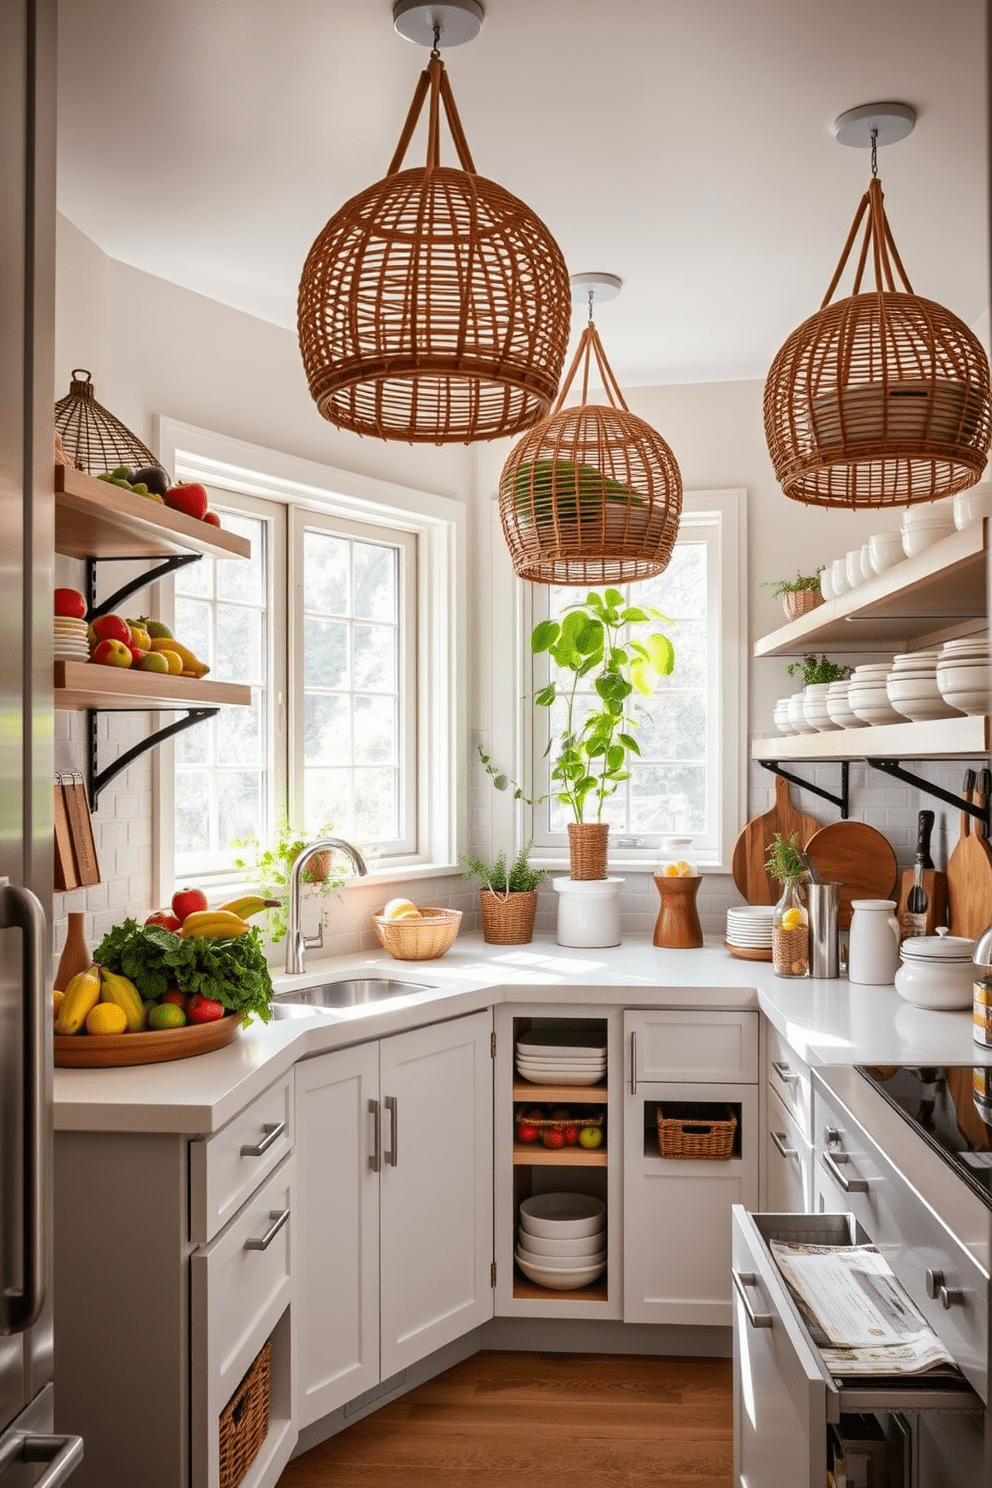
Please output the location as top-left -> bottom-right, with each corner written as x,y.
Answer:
0,879 -> 48,1334
0,1429 -> 84,1487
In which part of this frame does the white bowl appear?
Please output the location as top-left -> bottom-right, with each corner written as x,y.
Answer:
848,687 -> 904,726
802,682 -> 841,732
831,556 -> 850,596
774,698 -> 796,735
825,681 -> 865,729
518,1192 -> 606,1238
902,524 -> 954,559
954,487 -> 992,529
516,1241 -> 607,1268
818,569 -> 835,601
845,549 -> 865,588
901,497 -> 955,527
515,1228 -> 607,1258
787,691 -> 817,734
935,687 -> 989,716
868,533 -> 904,574
514,1250 -> 607,1290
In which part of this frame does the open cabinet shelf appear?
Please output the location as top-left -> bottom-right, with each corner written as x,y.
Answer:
55,463 -> 250,560
54,660 -> 251,712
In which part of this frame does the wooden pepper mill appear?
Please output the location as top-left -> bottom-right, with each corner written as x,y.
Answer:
652,837 -> 703,949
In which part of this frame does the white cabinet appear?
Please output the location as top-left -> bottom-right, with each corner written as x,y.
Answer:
294,1010 -> 494,1428
623,1009 -> 759,1327
763,1022 -> 813,1213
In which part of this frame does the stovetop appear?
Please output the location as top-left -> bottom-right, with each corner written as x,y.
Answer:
856,1065 -> 992,1213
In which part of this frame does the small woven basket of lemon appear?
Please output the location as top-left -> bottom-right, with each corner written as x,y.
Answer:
373,897 -> 462,961
764,832 -> 810,978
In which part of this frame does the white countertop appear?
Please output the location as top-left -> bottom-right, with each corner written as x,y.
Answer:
53,933 -> 992,1135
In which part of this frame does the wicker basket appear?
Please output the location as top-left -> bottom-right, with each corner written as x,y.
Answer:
656,1103 -> 737,1161
372,906 -> 462,961
783,588 -> 824,622
515,1108 -> 604,1141
218,1340 -> 271,1488
567,823 -> 609,881
479,888 -> 538,945
54,369 -> 167,479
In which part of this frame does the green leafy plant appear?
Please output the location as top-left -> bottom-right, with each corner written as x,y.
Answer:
532,588 -> 675,824
93,919 -> 273,1025
763,569 -> 824,598
231,810 -> 344,943
461,843 -> 547,895
786,653 -> 853,687
504,459 -> 639,521
764,832 -> 808,886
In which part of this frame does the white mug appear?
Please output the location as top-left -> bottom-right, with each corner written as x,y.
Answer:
847,898 -> 900,986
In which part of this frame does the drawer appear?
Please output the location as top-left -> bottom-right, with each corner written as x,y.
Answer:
627,1009 -> 758,1085
765,1022 -> 812,1137
190,1072 -> 294,1244
764,1085 -> 812,1214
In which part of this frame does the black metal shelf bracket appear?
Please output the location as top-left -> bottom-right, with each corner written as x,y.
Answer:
86,553 -> 202,620
87,707 -> 218,810
866,759 -> 991,833
759,759 -> 850,819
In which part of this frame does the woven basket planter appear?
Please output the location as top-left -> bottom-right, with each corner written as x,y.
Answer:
567,823 -> 609,881
764,177 -> 991,508
782,588 -> 824,622
298,55 -> 569,445
479,888 -> 538,945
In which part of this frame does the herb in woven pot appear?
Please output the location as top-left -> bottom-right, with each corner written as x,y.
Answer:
786,654 -> 853,687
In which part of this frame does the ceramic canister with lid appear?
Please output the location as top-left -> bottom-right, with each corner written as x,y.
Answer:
847,899 -> 900,986
894,929 -> 977,1010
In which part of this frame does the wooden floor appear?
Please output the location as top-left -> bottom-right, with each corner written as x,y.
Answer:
277,1351 -> 734,1488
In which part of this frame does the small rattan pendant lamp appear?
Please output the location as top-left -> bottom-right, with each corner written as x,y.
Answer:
764,103 -> 991,508
499,273 -> 683,584
297,1 -> 570,446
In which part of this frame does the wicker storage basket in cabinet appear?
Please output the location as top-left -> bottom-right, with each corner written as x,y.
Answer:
218,1339 -> 271,1488
656,1103 -> 736,1161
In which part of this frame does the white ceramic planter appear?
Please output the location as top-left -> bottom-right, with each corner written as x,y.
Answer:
553,876 -> 624,947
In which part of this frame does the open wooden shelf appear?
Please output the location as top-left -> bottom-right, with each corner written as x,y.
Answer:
512,1268 -> 609,1303
55,464 -> 250,561
751,712 -> 989,762
512,1081 -> 608,1102
54,660 -> 251,711
513,1141 -> 608,1167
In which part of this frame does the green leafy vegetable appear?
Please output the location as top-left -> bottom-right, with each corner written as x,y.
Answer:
93,919 -> 273,1026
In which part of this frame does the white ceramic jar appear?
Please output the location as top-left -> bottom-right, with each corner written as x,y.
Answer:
847,898 -> 900,985
895,930 -> 977,1010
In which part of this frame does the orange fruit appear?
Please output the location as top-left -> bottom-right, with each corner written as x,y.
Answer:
85,1002 -> 128,1035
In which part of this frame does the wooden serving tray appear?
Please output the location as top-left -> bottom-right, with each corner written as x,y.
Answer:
54,1012 -> 241,1068
723,941 -> 773,962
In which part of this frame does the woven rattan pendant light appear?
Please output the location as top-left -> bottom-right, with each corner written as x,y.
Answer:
499,274 -> 683,584
297,3 -> 570,445
54,369 -> 165,478
765,104 -> 991,508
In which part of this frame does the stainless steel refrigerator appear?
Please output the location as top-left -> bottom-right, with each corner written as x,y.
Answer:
0,2 -> 82,1482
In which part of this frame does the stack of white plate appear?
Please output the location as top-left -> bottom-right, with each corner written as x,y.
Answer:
726,905 -> 774,955
515,1028 -> 607,1086
54,617 -> 89,662
515,1192 -> 606,1289
936,635 -> 990,716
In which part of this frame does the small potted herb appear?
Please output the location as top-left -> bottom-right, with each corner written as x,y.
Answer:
231,811 -> 345,943
786,654 -> 853,687
785,654 -> 855,732
764,569 -> 825,622
462,844 -> 547,945
764,832 -> 809,978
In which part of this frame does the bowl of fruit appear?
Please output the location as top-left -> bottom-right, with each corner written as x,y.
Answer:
372,899 -> 462,961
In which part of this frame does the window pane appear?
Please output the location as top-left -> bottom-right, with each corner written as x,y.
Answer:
304,694 -> 350,764
304,531 -> 348,615
353,624 -> 395,692
217,514 -> 265,604
354,543 -> 397,621
304,617 -> 349,689
217,606 -> 261,684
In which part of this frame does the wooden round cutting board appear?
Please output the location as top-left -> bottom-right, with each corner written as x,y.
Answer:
731,775 -> 820,905
803,821 -> 898,930
54,1011 -> 241,1068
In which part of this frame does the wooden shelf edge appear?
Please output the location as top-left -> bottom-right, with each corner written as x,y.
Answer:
55,464 -> 250,560
512,1081 -> 608,1101
54,660 -> 251,711
512,1144 -> 609,1166
511,1270 -> 609,1303
751,713 -> 989,761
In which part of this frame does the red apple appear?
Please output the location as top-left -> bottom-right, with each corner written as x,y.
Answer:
202,511 -> 221,527
127,644 -> 147,666
144,910 -> 181,933
187,994 -> 225,1024
160,989 -> 187,1010
171,886 -> 209,923
164,483 -> 209,521
541,1128 -> 566,1150
91,637 -> 132,668
517,1123 -> 539,1144
88,613 -> 132,647
54,587 -> 86,619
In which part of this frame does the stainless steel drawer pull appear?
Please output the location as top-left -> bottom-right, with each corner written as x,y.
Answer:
369,1098 -> 382,1172
244,1208 -> 290,1252
771,1060 -> 795,1084
240,1120 -> 286,1157
0,1431 -> 85,1488
385,1095 -> 398,1167
630,1032 -> 637,1095
820,1148 -> 868,1193
770,1130 -> 798,1159
731,1269 -> 772,1329
926,1269 -> 964,1309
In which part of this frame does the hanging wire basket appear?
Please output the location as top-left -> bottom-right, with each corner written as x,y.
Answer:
298,53 -> 570,445
764,177 -> 991,508
498,319 -> 683,583
54,369 -> 166,479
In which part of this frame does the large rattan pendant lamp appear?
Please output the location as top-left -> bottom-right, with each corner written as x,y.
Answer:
297,0 -> 570,446
764,103 -> 992,508
499,273 -> 683,584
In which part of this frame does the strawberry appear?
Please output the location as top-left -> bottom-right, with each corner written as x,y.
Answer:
163,482 -> 209,521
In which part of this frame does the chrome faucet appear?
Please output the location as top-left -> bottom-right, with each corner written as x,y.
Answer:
285,837 -> 368,976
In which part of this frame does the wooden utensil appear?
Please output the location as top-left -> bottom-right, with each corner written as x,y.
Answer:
62,773 -> 101,887
803,820 -> 898,931
896,811 -> 947,937
947,767 -> 992,939
54,779 -> 79,891
731,775 -> 820,905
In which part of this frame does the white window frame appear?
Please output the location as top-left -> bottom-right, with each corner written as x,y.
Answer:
486,488 -> 747,873
153,418 -> 467,904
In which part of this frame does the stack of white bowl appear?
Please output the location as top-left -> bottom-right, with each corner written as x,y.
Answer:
515,1028 -> 607,1087
901,500 -> 956,558
802,682 -> 842,732
936,636 -> 990,716
954,487 -> 992,529
867,530 -> 905,575
773,697 -> 796,734
824,678 -> 866,729
726,905 -> 774,954
515,1193 -> 607,1290
886,650 -> 960,722
847,663 -> 903,725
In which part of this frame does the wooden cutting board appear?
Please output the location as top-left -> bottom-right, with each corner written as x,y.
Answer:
947,768 -> 992,939
804,820 -> 898,931
731,775 -> 820,905
53,781 -> 79,891
62,774 -> 101,887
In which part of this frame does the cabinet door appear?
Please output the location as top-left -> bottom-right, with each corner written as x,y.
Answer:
294,1043 -> 379,1427
379,1011 -> 494,1376
627,1009 -> 758,1085
765,1086 -> 812,1213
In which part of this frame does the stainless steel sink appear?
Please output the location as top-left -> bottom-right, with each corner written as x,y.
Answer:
272,976 -> 435,1012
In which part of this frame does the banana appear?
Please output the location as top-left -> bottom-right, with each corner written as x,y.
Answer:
150,638 -> 209,678
55,964 -> 102,1035
218,895 -> 281,920
99,967 -> 146,1031
180,909 -> 251,941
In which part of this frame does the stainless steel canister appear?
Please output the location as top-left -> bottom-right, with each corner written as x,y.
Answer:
806,882 -> 841,978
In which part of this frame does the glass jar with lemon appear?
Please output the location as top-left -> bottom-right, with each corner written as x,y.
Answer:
765,832 -> 810,977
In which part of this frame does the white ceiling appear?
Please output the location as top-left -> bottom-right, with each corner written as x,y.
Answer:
55,0 -> 990,389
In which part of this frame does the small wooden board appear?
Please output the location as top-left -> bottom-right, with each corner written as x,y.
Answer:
731,775 -> 820,905
54,1012 -> 241,1067
947,769 -> 992,940
804,821 -> 898,930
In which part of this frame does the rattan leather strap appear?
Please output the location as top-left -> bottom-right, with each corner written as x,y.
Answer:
821,177 -> 914,306
386,55 -> 476,176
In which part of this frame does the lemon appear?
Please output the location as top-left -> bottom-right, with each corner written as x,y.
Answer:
382,897 -> 421,921
675,860 -> 693,877
661,864 -> 680,878
85,1002 -> 128,1035
780,908 -> 805,931
148,1002 -> 187,1030
52,989 -> 65,1021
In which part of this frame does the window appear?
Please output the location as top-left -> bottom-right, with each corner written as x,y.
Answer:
156,421 -> 464,897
